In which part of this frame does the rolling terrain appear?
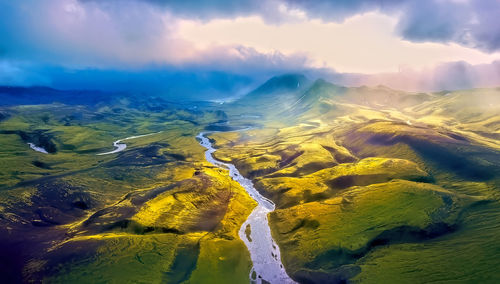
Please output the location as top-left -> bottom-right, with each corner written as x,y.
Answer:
212,74 -> 500,283
1,74 -> 499,283
0,94 -> 255,283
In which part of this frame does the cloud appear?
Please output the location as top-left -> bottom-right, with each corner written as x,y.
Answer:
282,0 -> 500,53
0,61 -> 51,86
397,0 -> 500,53
285,0 -> 399,21
0,0 -> 309,68
0,46 -> 311,99
117,0 -> 262,20
0,0 -> 194,67
101,0 -> 500,53
0,0 -> 499,93
332,60 -> 500,92
80,0 -> 301,23
0,0 -> 313,97
290,0 -> 500,53
177,12 -> 499,73
2,0 -> 499,70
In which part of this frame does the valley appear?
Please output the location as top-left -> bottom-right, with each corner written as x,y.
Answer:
198,131 -> 295,283
0,74 -> 499,283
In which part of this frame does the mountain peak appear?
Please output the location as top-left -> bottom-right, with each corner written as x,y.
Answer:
304,79 -> 347,96
248,73 -> 309,97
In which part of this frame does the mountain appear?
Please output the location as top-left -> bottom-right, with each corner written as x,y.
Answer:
0,86 -> 112,106
247,73 -> 309,95
230,74 -> 434,121
231,74 -> 500,123
1,75 -> 500,283
0,86 -> 219,112
282,79 -> 347,117
214,75 -> 500,282
236,73 -> 310,104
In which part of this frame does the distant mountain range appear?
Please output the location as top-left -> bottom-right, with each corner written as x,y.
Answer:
3,73 -> 499,110
0,86 -> 114,106
232,74 -> 500,121
0,86 -> 213,111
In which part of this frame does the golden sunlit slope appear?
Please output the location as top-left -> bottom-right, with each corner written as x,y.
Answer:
1,75 -> 499,283
210,76 -> 500,283
0,102 -> 255,283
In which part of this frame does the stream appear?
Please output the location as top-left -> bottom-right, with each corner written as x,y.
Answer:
28,142 -> 48,154
97,132 -> 162,155
197,131 -> 296,284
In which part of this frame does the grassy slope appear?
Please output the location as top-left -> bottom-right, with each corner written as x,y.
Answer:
0,103 -> 255,283
211,84 -> 500,283
1,82 -> 499,283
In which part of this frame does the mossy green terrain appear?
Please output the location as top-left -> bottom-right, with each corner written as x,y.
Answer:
209,76 -> 500,283
0,101 -> 255,283
1,76 -> 500,283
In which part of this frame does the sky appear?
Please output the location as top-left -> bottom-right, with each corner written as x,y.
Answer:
1,0 -> 500,98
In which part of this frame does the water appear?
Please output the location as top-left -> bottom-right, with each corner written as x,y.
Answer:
97,132 -> 162,155
197,132 -> 296,284
28,143 -> 48,154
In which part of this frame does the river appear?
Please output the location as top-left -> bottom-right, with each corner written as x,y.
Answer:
28,142 -> 48,154
97,132 -> 162,155
197,131 -> 296,284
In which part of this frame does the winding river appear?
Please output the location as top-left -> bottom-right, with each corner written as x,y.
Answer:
97,132 -> 162,155
197,131 -> 296,284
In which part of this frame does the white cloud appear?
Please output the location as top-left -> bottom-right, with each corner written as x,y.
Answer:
177,12 -> 500,74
